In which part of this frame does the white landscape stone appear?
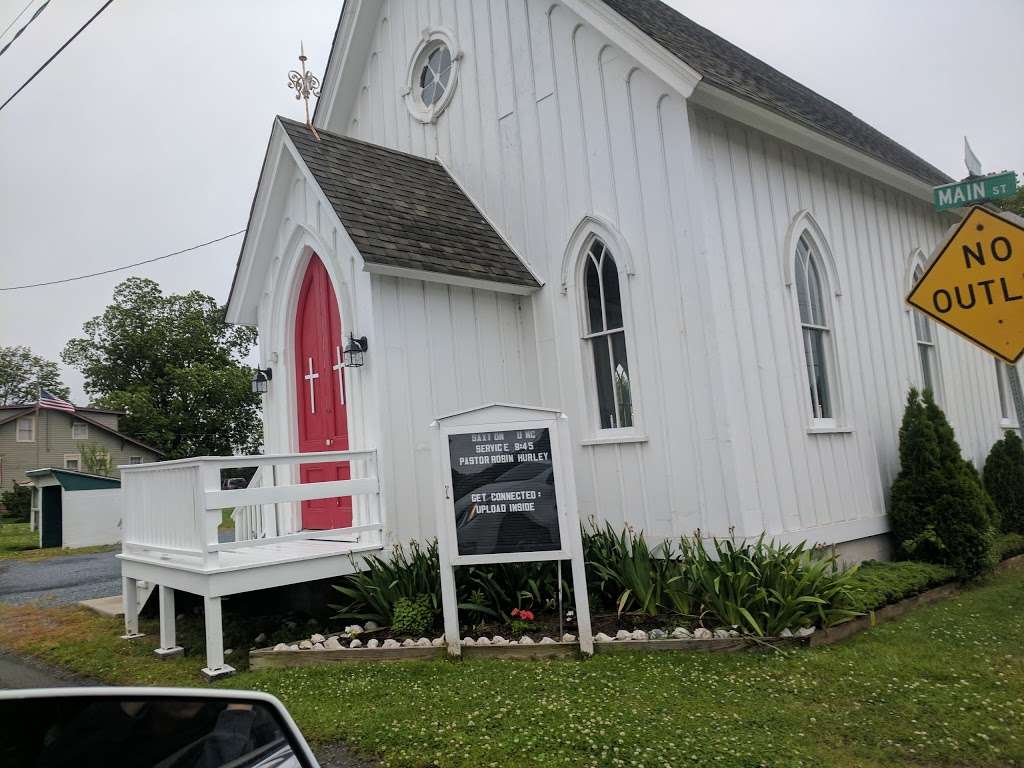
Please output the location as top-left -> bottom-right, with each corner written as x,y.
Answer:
382,639 -> 400,649
367,639 -> 380,649
648,629 -> 667,640
312,642 -> 325,651
273,643 -> 289,652
509,640 -> 519,645
693,627 -> 713,640
350,638 -> 363,648
779,628 -> 794,638
461,637 -> 476,646
288,644 -> 299,651
795,626 -> 815,637
298,640 -> 313,650
727,629 -> 740,638
431,637 -> 445,647
595,632 -> 614,643
713,629 -> 731,639
615,629 -> 631,641
364,621 -> 379,631
310,633 -> 326,644
416,637 -> 432,647
518,636 -> 535,645
476,636 -> 491,646
630,629 -> 648,641
561,633 -> 576,643
254,633 -> 267,644
345,624 -> 364,636
491,636 -> 509,645
671,627 -> 692,639
401,639 -> 416,647
539,636 -> 556,644
324,637 -> 343,650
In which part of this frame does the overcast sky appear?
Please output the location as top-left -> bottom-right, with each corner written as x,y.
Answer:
1,0 -> 1022,403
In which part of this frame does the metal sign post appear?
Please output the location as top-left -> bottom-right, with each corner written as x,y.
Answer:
1005,362 -> 1024,430
430,404 -> 593,657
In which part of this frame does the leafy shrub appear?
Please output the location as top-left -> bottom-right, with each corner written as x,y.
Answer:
584,522 -> 692,617
676,535 -> 860,635
392,595 -> 434,637
845,560 -> 955,612
0,484 -> 31,522
996,532 -> 1024,561
984,430 -> 1024,533
890,388 -> 996,579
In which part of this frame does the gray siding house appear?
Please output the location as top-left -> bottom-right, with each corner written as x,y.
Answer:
0,405 -> 164,497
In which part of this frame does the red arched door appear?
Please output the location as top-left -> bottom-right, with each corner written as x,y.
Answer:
294,254 -> 351,529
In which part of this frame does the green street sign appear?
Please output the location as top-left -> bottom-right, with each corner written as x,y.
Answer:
933,171 -> 1018,212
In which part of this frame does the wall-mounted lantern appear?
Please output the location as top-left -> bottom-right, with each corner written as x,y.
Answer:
251,367 -> 273,395
343,335 -> 369,368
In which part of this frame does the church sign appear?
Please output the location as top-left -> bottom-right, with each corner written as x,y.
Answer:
447,428 -> 560,556
932,171 -> 1018,212
431,404 -> 593,657
908,206 -> 1024,363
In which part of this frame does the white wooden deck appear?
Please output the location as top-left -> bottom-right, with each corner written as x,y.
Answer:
117,450 -> 385,679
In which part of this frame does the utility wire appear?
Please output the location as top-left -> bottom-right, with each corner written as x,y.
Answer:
0,229 -> 247,291
0,0 -> 35,41
0,0 -> 50,58
0,0 -> 113,113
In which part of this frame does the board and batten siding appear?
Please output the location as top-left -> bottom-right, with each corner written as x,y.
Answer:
371,276 -> 538,542
331,0 -> 738,540
690,106 -> 1019,537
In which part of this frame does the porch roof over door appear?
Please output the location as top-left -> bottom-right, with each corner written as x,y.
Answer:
280,117 -> 539,289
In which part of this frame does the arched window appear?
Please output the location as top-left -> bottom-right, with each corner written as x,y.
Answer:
582,238 -> 633,429
911,264 -> 939,395
794,233 -> 835,421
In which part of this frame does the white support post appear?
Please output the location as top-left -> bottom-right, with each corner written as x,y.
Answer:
568,539 -> 594,657
201,595 -> 235,680
197,464 -> 221,567
440,558 -> 461,658
120,577 -> 144,639
153,585 -> 183,658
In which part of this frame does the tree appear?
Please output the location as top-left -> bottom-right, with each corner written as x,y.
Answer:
984,430 -> 1024,533
62,278 -> 262,459
890,388 -> 995,579
994,181 -> 1024,218
0,346 -> 70,405
79,442 -> 113,477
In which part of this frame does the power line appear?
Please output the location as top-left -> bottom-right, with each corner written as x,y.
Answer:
0,229 -> 247,291
0,0 -> 114,113
0,0 -> 50,59
0,0 -> 36,41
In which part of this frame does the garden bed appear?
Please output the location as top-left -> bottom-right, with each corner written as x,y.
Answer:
249,554 -> 1024,670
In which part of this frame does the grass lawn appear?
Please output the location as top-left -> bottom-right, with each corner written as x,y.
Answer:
1,564 -> 1022,767
0,521 -> 116,561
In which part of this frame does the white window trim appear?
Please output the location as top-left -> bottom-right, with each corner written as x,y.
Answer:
71,422 -> 89,440
402,27 -> 462,124
783,211 -> 848,432
129,456 -> 144,465
907,251 -> 943,401
564,218 -> 645,443
63,453 -> 81,471
16,416 -> 35,443
996,360 -> 1020,429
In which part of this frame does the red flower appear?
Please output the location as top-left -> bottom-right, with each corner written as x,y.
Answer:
520,610 -> 534,621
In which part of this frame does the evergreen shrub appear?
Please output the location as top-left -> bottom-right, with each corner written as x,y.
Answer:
984,430 -> 1024,533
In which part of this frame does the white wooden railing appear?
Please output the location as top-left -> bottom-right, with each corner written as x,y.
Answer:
119,450 -> 383,566
231,471 -> 265,542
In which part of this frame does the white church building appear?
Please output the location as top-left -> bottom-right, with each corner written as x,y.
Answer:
118,0 -> 1017,675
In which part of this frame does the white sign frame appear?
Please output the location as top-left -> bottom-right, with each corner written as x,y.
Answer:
430,404 -> 593,657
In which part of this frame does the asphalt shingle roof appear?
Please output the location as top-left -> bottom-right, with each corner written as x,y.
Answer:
279,118 -> 539,288
601,0 -> 952,187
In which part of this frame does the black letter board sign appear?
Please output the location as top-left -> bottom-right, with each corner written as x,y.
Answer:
448,428 -> 560,556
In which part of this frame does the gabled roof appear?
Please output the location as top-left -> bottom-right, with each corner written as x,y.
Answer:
25,467 -> 122,490
600,0 -> 952,187
0,404 -> 165,457
278,117 -> 540,289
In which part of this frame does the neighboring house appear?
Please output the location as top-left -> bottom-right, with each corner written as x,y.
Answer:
0,402 -> 163,498
222,0 -> 1023,562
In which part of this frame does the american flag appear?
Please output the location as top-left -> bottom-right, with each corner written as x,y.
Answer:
38,387 -> 75,414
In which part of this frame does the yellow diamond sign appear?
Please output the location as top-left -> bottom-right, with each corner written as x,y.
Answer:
908,206 -> 1024,364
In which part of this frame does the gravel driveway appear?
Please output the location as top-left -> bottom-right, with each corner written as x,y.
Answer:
0,550 -> 121,606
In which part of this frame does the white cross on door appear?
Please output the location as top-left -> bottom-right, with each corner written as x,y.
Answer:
333,345 -> 345,405
304,357 -> 320,414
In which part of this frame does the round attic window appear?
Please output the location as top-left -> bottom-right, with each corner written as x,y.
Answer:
405,29 -> 461,123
